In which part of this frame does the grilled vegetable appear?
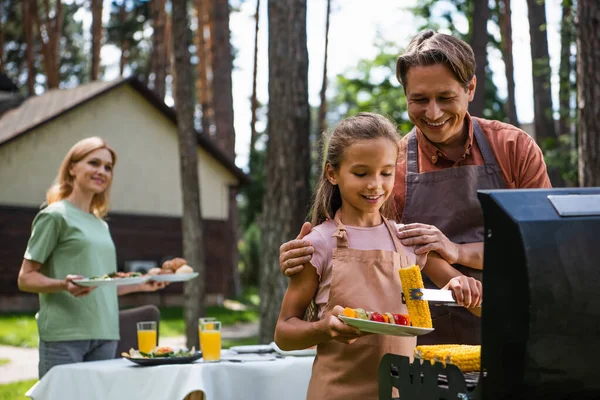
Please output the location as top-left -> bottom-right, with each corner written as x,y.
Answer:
414,344 -> 480,372
398,265 -> 433,328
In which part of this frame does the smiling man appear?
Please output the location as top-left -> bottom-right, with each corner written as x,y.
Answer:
279,30 -> 551,346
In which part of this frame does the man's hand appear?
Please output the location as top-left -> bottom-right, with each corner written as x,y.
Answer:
279,222 -> 314,277
66,274 -> 95,297
443,275 -> 482,308
396,223 -> 459,264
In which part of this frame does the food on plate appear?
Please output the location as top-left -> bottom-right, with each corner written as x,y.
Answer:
414,344 -> 480,372
398,265 -> 433,328
89,271 -> 142,280
341,307 -> 411,326
175,265 -> 193,274
122,345 -> 197,359
162,257 -> 189,273
147,268 -> 162,276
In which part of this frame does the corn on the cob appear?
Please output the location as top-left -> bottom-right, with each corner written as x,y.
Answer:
414,345 -> 481,372
398,265 -> 433,328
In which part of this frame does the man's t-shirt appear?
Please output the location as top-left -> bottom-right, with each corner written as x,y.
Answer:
24,200 -> 119,341
305,219 -> 417,319
394,114 -> 552,219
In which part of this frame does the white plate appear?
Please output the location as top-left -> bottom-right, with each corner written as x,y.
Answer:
149,273 -> 199,283
270,342 -> 316,357
221,353 -> 277,362
73,276 -> 150,287
338,315 -> 434,337
229,344 -> 274,354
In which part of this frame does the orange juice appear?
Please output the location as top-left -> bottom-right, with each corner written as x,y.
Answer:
200,330 -> 221,361
137,330 -> 157,353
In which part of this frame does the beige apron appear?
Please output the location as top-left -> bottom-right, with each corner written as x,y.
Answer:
306,212 -> 415,400
402,119 -> 505,345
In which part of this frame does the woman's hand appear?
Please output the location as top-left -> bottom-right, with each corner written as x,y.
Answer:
443,275 -> 482,308
320,305 -> 365,344
397,223 -> 459,264
136,280 -> 169,292
65,274 -> 95,297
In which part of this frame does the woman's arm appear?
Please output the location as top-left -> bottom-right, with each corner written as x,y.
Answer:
17,259 -> 94,297
274,263 -> 361,351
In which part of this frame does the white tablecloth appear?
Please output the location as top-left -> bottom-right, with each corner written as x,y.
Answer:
26,352 -> 314,400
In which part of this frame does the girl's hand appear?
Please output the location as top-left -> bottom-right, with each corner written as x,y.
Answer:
65,274 -> 95,297
322,305 -> 365,344
443,275 -> 482,308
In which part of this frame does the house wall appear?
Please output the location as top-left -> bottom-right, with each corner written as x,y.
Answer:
0,85 -> 238,220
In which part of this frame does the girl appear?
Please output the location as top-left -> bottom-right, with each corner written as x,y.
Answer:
274,113 -> 480,400
17,137 -> 166,379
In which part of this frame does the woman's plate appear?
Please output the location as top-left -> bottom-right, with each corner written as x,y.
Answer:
73,276 -> 150,287
338,315 -> 434,337
123,352 -> 202,366
149,273 -> 199,283
270,342 -> 316,357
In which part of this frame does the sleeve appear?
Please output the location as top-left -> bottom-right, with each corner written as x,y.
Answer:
516,135 -> 552,188
24,211 -> 62,264
304,229 -> 330,281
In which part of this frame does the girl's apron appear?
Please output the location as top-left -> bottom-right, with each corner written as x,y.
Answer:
306,212 -> 415,400
402,119 -> 505,345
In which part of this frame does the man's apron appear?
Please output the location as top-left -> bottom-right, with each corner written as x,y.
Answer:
306,212 -> 415,400
402,119 -> 505,345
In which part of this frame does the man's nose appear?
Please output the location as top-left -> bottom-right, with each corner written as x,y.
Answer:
425,101 -> 443,121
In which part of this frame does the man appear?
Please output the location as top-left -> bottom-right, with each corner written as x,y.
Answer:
279,30 -> 551,345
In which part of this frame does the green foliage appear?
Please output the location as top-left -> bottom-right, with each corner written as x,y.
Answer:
0,379 -> 37,400
0,359 -> 9,366
540,134 -> 578,186
0,313 -> 38,348
238,222 -> 261,287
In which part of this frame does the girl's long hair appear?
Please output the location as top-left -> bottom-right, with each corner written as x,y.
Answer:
310,112 -> 400,226
46,137 -> 117,218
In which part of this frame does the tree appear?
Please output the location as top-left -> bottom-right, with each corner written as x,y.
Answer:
558,0 -> 575,138
150,0 -> 167,99
194,0 -> 212,135
249,0 -> 260,152
576,0 -> 600,187
171,0 -> 206,348
22,0 -> 35,94
317,0 -> 332,136
30,0 -> 62,88
259,0 -> 311,344
470,0 -> 489,117
91,0 -> 103,80
497,0 -> 519,126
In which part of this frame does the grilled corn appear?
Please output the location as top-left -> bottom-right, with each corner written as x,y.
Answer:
398,265 -> 433,328
414,344 -> 481,372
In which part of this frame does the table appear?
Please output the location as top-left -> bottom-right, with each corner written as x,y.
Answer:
26,352 -> 314,400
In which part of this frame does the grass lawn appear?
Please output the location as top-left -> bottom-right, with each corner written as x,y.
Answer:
0,379 -> 37,400
0,359 -> 10,366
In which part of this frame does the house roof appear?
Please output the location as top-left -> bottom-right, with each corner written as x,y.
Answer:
0,77 -> 249,184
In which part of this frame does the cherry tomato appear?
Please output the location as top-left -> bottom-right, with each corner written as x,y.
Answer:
393,314 -> 410,326
371,312 -> 385,323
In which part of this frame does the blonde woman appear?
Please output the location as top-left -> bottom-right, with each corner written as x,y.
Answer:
17,137 -> 166,378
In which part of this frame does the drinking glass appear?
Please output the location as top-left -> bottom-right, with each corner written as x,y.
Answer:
137,321 -> 157,354
199,320 -> 221,362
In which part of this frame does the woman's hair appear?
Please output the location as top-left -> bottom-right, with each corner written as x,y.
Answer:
396,30 -> 475,91
310,112 -> 400,226
46,137 -> 117,218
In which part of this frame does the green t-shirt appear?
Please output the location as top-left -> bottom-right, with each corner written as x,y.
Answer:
24,200 -> 119,341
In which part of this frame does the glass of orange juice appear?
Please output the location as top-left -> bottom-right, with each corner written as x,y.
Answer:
200,320 -> 221,362
198,317 -> 216,352
137,321 -> 157,354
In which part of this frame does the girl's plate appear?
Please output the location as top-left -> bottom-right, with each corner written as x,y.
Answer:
149,272 -> 199,283
270,342 -> 316,357
338,315 -> 434,337
73,276 -> 150,287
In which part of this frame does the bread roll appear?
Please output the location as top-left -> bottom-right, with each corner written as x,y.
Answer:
171,258 -> 188,269
147,268 -> 162,276
175,265 -> 193,274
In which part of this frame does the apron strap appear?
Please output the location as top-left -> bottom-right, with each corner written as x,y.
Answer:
471,118 -> 497,166
406,128 -> 419,175
382,216 -> 410,267
332,211 -> 349,248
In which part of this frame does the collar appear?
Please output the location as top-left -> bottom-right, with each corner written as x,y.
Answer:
414,113 -> 474,164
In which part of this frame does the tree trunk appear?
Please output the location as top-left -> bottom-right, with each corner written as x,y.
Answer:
31,0 -> 59,88
119,2 -> 128,76
498,0 -> 519,127
558,0 -> 574,137
470,0 -> 489,118
171,0 -> 206,348
249,0 -> 260,151
205,0 -> 215,135
260,0 -> 311,344
91,0 -> 103,81
576,0 -> 600,187
526,0 -> 555,143
151,0 -> 167,100
317,0 -> 331,136
23,0 -> 35,94
195,0 -> 211,135
0,2 -> 5,73
212,0 -> 240,297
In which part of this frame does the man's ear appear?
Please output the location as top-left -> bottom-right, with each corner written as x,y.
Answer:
467,76 -> 476,101
325,163 -> 337,186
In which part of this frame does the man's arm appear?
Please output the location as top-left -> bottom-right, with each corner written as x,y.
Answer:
279,222 -> 314,276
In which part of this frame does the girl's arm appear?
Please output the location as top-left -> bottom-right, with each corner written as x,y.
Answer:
275,263 -> 361,351
17,259 -> 94,297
